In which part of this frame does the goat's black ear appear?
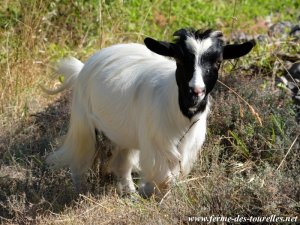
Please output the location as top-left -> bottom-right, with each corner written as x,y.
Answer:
223,40 -> 256,59
144,38 -> 174,57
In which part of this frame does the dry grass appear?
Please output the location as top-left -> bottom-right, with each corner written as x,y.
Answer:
1,0 -> 300,224
1,73 -> 299,224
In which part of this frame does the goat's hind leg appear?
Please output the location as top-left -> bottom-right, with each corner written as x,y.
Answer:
108,148 -> 138,196
47,103 -> 97,193
68,117 -> 97,193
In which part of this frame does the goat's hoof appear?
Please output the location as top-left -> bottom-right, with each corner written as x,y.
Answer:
117,181 -> 136,197
138,182 -> 155,199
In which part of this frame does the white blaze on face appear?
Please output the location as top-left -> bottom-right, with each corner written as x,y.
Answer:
185,37 -> 213,97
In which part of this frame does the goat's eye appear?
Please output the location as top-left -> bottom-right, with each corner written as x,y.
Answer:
175,58 -> 183,65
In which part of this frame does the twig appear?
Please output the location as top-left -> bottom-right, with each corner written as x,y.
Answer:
276,134 -> 299,170
274,54 -> 300,91
276,52 -> 300,62
79,194 -> 112,211
99,0 -> 103,48
230,0 -> 238,37
159,189 -> 171,205
178,176 -> 206,184
137,0 -> 156,42
217,80 -> 263,126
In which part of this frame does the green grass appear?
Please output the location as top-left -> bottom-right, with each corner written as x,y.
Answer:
0,0 -> 297,122
0,0 -> 300,224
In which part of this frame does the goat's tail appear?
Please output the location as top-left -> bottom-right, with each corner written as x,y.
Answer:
45,57 -> 96,180
41,57 -> 84,95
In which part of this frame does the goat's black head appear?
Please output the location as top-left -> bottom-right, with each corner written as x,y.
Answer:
144,28 -> 255,119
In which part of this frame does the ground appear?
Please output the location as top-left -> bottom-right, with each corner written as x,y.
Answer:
0,1 -> 299,224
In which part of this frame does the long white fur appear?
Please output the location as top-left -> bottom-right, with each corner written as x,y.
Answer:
46,43 -> 210,195
42,57 -> 84,95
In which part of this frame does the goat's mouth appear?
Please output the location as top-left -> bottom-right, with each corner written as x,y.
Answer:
178,89 -> 208,118
187,94 -> 204,109
192,88 -> 206,102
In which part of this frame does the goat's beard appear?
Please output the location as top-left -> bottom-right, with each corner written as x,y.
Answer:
179,93 -> 208,117
177,84 -> 209,119
190,95 -> 201,107
188,94 -> 206,111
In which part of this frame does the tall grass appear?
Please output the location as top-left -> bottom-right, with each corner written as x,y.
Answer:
1,0 -> 298,124
0,0 -> 299,224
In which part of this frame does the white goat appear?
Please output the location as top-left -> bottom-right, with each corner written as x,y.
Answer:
46,28 -> 255,197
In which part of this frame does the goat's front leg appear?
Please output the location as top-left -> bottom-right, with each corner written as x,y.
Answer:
108,148 -> 137,196
138,146 -> 180,198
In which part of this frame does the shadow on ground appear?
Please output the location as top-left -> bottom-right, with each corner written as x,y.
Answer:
0,92 -> 115,223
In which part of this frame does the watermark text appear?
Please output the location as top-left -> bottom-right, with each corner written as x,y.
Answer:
188,215 -> 298,223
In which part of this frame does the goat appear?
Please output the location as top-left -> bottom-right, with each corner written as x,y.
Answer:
45,28 -> 255,197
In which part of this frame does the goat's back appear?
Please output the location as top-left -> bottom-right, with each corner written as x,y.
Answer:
73,43 -> 180,149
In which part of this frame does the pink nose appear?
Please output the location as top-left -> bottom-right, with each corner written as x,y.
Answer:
193,87 -> 205,96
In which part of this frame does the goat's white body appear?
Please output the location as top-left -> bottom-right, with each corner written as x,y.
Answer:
47,43 -> 209,194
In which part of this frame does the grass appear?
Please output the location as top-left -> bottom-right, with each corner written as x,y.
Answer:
1,0 -> 300,224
